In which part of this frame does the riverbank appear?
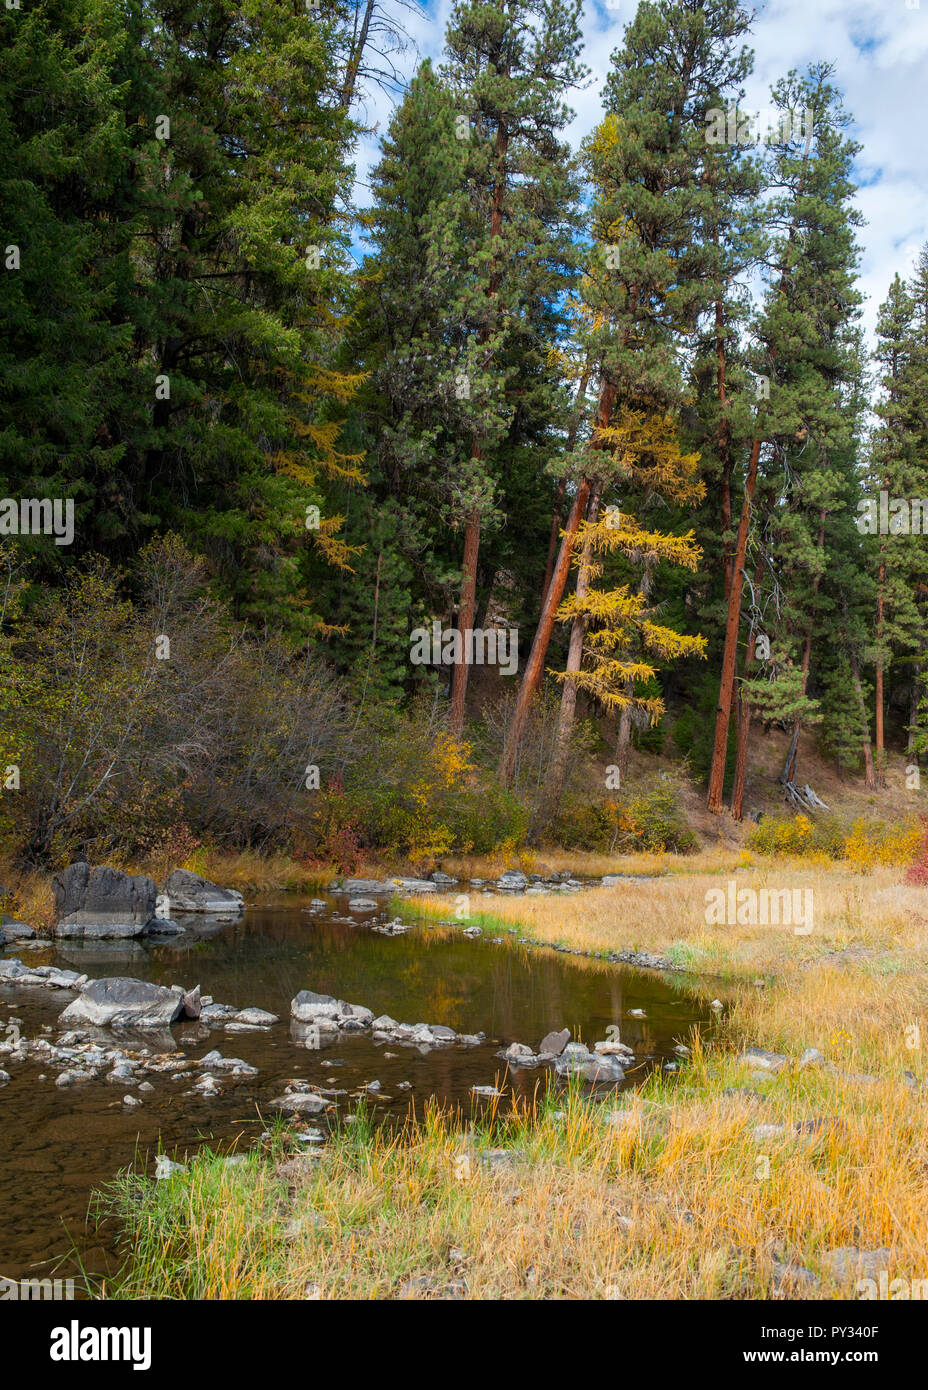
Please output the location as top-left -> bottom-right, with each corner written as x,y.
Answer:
93,858 -> 928,1300
98,1037 -> 926,1300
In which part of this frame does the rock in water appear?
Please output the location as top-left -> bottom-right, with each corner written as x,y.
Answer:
1,921 -> 35,941
290,990 -> 373,1029
162,868 -> 244,914
59,977 -> 187,1029
53,863 -> 157,939
539,1027 -> 571,1057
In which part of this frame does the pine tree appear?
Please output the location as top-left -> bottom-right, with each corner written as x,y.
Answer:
436,0 -> 587,736
503,0 -> 750,788
865,255 -> 928,765
0,0 -> 135,570
707,64 -> 865,811
115,0 -> 363,637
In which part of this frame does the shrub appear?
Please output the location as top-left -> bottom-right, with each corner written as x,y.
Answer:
553,780 -> 697,854
748,813 -> 922,868
905,818 -> 928,885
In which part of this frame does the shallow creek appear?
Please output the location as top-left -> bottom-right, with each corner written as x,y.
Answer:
0,890 -> 712,1284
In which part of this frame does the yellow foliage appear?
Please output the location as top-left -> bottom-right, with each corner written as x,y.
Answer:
843,820 -> 921,871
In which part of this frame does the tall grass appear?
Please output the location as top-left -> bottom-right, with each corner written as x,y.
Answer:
98,1048 -> 928,1300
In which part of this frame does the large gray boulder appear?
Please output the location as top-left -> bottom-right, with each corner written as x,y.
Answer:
58,977 -> 196,1029
163,869 -> 244,914
291,990 -> 374,1029
1,921 -> 35,941
53,864 -> 157,939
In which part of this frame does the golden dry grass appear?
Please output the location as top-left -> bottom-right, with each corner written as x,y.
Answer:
102,1047 -> 928,1301
100,854 -> 928,1301
0,865 -> 56,932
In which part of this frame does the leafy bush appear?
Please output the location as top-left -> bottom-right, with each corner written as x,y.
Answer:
748,813 -> 922,868
905,819 -> 928,885
553,781 -> 697,854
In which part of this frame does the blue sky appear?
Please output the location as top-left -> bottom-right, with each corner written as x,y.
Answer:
352,0 -> 928,350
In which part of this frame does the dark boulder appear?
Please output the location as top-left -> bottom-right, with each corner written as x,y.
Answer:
53,864 -> 157,939
163,869 -> 244,914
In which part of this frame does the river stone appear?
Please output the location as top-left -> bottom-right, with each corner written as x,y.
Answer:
234,1007 -> 279,1026
539,1027 -> 571,1057
271,1090 -> 332,1115
144,918 -> 186,937
59,977 -> 188,1029
496,870 -> 527,890
341,878 -> 392,894
53,863 -> 157,939
740,1047 -> 789,1074
163,869 -> 244,914
371,1014 -> 399,1033
347,898 -> 378,911
391,878 -> 436,894
582,1056 -> 625,1083
182,985 -> 201,1020
291,990 -> 341,1023
820,1247 -> 891,1281
155,1155 -> 187,1180
291,990 -> 373,1028
1,922 -> 34,941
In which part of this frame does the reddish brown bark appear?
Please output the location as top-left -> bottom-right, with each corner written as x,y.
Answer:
541,477 -> 566,607
731,555 -> 765,820
706,435 -> 761,812
500,380 -> 617,786
541,363 -> 592,606
781,508 -> 826,785
540,484 -> 602,822
716,298 -> 734,601
874,547 -> 886,786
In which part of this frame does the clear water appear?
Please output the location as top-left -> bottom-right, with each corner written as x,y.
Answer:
0,892 -> 711,1284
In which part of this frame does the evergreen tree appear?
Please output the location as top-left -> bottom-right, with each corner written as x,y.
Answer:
0,0 -> 134,569
708,65 -> 865,810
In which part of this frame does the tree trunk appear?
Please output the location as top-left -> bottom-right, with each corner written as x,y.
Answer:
448,506 -> 481,738
500,379 -> 616,787
907,669 -> 923,755
874,547 -> 886,785
716,296 -> 734,602
539,484 -> 602,823
340,0 -> 375,109
541,362 -> 592,606
707,150 -> 812,813
541,477 -> 566,609
731,555 -> 765,820
849,647 -> 876,790
780,507 -> 826,786
706,435 -> 761,811
615,687 -> 634,779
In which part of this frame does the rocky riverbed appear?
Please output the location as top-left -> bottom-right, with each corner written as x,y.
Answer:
0,884 -> 710,1283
